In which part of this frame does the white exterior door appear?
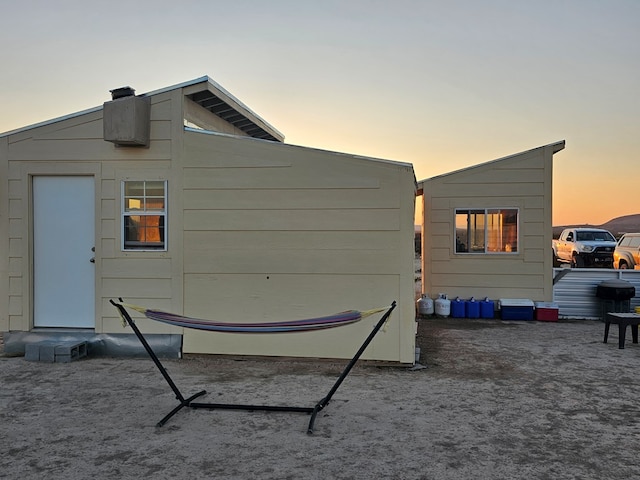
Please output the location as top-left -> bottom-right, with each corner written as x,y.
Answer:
33,176 -> 95,328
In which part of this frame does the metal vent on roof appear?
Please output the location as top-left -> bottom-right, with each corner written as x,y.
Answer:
110,86 -> 136,100
187,91 -> 279,141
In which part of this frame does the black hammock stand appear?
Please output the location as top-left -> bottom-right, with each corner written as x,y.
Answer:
110,299 -> 396,434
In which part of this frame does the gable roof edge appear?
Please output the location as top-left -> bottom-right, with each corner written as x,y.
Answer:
417,140 -> 565,186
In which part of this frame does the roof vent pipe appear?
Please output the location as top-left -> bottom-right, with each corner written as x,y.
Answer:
110,86 -> 135,100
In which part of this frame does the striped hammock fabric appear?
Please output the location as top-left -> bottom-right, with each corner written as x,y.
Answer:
121,304 -> 390,333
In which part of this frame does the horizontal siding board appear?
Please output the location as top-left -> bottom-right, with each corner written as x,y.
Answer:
429,287 -> 545,300
525,196 -> 544,209
149,121 -> 172,140
430,259 -> 543,275
183,167 -> 380,189
429,210 -> 451,223
429,197 -> 450,210
102,278 -> 172,298
523,209 -> 544,223
184,142 -> 293,168
102,258 -> 172,279
430,273 -> 542,289
6,111 -> 104,144
440,169 -> 544,184
100,316 -> 181,334
430,234 -> 452,249
183,209 -> 399,231
184,248 -> 401,274
149,98 -> 172,121
522,222 -> 544,236
430,247 -> 452,261
8,139 -> 172,161
522,235 -> 544,249
34,119 -> 104,140
524,249 -> 544,262
183,188 -> 399,210
430,197 -> 531,210
430,183 -> 543,198
184,130 -> 402,171
184,230 -> 401,251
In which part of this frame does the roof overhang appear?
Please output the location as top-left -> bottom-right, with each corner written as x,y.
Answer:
184,84 -> 283,142
142,75 -> 284,142
1,75 -> 285,142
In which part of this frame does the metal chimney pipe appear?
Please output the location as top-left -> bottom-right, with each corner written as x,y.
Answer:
110,86 -> 136,100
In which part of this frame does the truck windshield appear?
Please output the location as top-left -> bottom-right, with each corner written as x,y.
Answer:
576,231 -> 615,242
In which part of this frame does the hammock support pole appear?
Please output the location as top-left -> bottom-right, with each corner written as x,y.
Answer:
110,299 -> 207,426
307,300 -> 396,433
110,299 -> 396,434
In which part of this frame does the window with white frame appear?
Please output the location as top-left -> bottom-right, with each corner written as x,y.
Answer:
122,180 -> 167,250
455,208 -> 518,254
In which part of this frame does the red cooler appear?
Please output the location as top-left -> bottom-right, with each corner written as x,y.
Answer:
535,302 -> 559,322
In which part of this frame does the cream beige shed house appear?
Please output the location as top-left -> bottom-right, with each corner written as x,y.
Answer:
418,141 -> 565,303
0,77 -> 417,363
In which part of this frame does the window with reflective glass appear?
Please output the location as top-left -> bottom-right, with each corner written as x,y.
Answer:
455,208 -> 518,254
122,180 -> 166,250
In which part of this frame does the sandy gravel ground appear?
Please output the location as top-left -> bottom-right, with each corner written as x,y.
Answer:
1,317 -> 639,480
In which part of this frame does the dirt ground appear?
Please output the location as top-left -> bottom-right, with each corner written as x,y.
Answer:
1,317 -> 640,480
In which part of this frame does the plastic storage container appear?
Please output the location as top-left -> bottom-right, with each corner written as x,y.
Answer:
451,297 -> 466,318
465,297 -> 480,318
480,298 -> 494,319
499,299 -> 534,320
534,302 -> 559,322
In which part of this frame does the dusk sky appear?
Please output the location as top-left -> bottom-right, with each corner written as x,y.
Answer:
1,0 -> 638,226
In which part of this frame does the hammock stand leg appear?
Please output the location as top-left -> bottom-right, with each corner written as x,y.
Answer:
110,299 -> 207,427
110,299 -> 396,434
307,300 -> 396,434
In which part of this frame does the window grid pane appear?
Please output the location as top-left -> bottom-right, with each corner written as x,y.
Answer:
123,180 -> 167,251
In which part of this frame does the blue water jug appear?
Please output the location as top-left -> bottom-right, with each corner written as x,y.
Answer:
480,297 -> 495,319
451,297 -> 465,318
466,297 -> 480,318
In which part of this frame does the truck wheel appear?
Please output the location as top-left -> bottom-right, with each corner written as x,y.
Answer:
571,254 -> 584,268
619,261 -> 628,269
552,252 -> 560,268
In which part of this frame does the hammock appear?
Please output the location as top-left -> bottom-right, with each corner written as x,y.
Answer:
109,299 -> 397,433
120,304 -> 390,333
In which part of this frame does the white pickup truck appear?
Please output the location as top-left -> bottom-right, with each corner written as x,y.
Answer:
552,228 -> 617,268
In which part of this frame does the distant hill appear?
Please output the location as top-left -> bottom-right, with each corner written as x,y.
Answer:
553,214 -> 640,238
